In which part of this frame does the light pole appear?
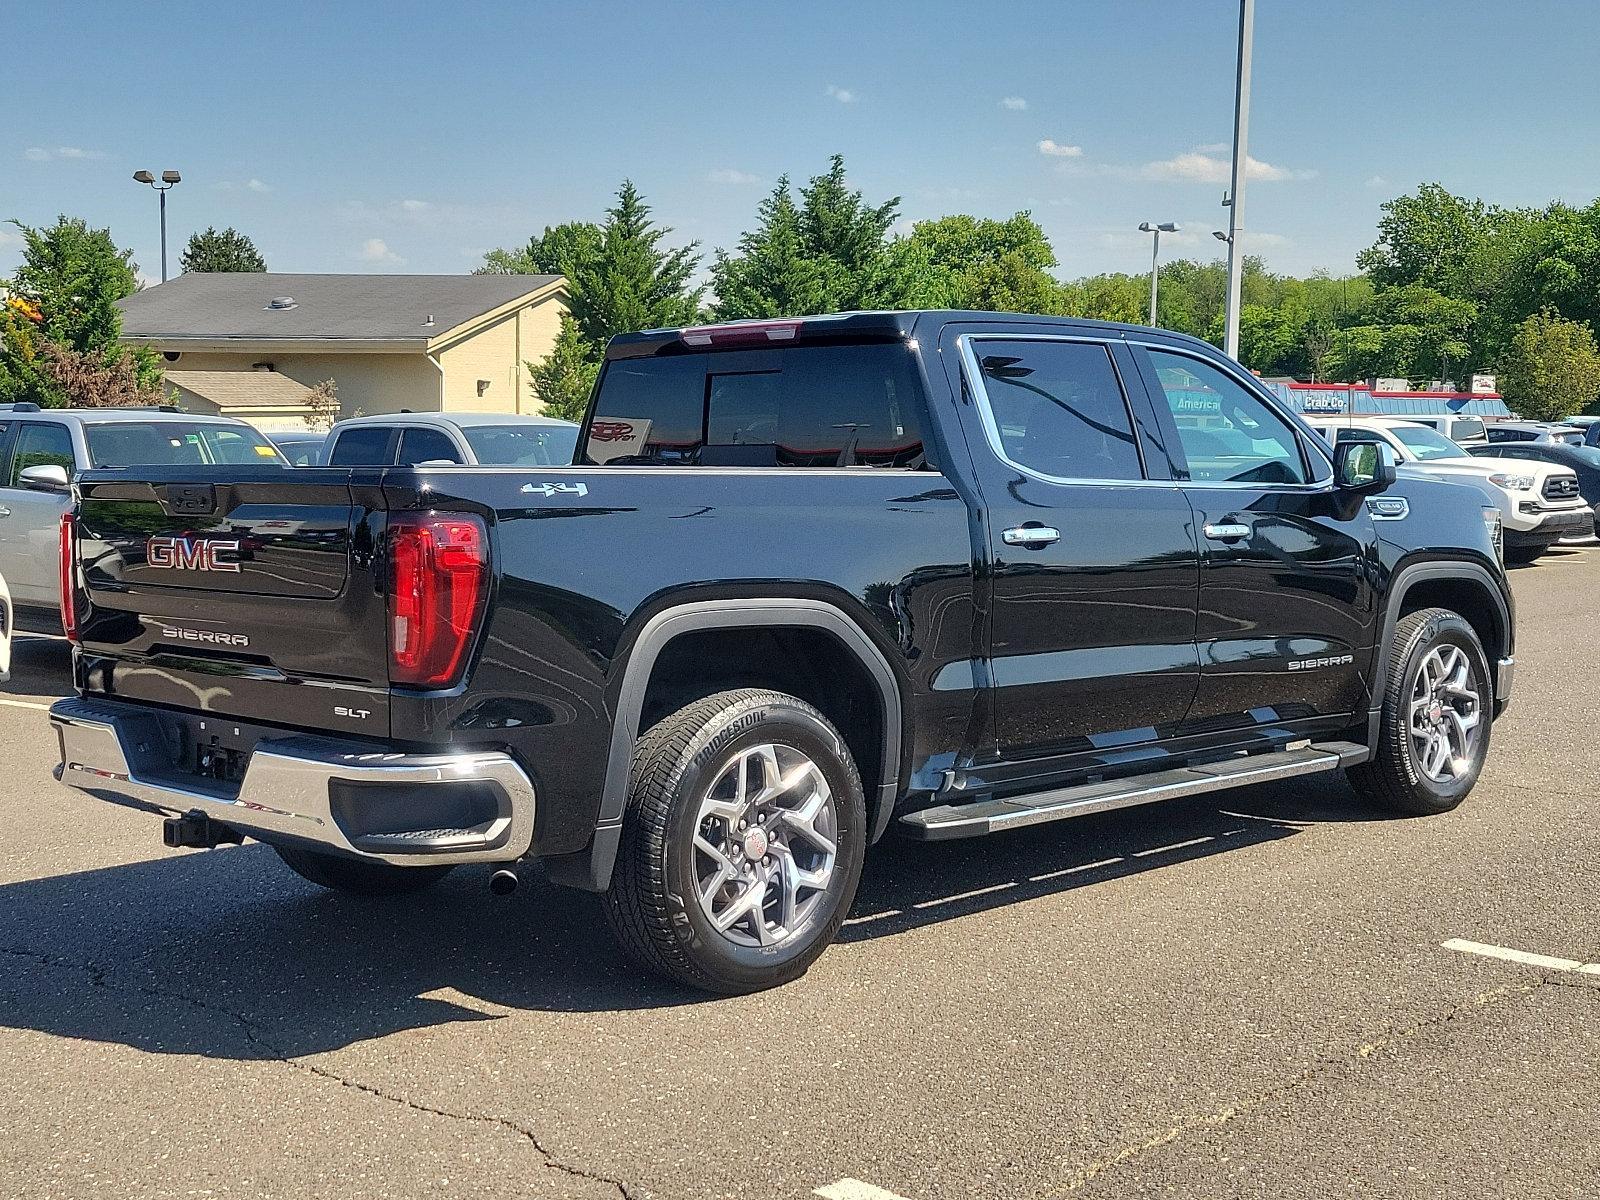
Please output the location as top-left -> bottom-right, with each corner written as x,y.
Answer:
1222,0 -> 1255,359
1138,221 -> 1178,327
133,169 -> 182,282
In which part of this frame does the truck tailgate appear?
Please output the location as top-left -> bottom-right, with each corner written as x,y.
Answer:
73,468 -> 394,736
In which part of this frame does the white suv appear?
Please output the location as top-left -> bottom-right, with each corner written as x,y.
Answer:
1305,416 -> 1592,562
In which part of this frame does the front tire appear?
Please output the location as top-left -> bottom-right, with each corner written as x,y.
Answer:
604,689 -> 867,994
1348,607 -> 1492,816
274,844 -> 456,896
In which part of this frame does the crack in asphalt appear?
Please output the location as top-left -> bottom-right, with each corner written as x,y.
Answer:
1047,973 -> 1567,1195
0,946 -> 641,1200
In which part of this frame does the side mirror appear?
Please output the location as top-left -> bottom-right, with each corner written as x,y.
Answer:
1333,441 -> 1396,493
18,463 -> 70,493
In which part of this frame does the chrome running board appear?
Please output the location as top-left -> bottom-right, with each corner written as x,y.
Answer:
899,741 -> 1368,841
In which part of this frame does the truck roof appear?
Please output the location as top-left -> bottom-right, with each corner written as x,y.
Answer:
606,310 -> 1220,361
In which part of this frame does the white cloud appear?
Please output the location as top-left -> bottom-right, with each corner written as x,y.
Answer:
24,146 -> 105,162
825,84 -> 857,104
1140,151 -> 1313,183
1037,138 -> 1083,158
1000,96 -> 1028,111
246,178 -> 270,193
360,237 -> 403,264
1365,174 -> 1389,189
708,168 -> 763,185
399,198 -> 430,212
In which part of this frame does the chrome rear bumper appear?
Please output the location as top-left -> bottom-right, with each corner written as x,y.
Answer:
51,697 -> 535,866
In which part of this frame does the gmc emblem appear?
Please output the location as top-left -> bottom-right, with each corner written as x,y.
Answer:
147,535 -> 242,573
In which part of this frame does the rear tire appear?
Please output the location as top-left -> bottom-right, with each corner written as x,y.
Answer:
1347,607 -> 1492,817
274,844 -> 455,896
604,689 -> 867,994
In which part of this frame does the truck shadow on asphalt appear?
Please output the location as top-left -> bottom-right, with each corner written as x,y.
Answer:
0,772 -> 1384,1060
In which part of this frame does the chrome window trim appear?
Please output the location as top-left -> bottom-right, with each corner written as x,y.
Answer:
1129,338 -> 1336,487
956,333 -> 1153,488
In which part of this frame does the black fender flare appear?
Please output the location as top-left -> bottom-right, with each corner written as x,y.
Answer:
558,598 -> 905,892
1367,560 -> 1512,740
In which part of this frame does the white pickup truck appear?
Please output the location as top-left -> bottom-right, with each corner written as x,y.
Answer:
1306,416 -> 1592,562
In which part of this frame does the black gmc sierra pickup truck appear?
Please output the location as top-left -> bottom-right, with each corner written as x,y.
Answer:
50,312 -> 1514,993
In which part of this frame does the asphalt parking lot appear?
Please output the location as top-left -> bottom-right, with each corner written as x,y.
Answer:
3,548 -> 1598,1200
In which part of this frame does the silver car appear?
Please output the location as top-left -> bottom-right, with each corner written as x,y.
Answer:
323,411 -> 580,467
0,405 -> 287,629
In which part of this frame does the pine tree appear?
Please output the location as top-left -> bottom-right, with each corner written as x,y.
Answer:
181,226 -> 266,273
527,313 -> 601,422
567,182 -> 703,346
711,155 -> 939,319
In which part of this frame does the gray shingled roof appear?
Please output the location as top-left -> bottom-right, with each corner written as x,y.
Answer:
166,368 -> 314,408
119,272 -> 563,343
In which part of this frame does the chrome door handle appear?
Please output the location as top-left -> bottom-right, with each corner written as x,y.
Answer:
1203,522 -> 1251,541
0,506 -> 10,518
1002,524 -> 1061,548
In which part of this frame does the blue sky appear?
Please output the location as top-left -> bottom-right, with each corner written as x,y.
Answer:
5,0 -> 1598,288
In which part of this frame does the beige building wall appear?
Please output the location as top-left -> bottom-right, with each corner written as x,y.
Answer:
156,351 -> 440,419
434,292 -> 565,414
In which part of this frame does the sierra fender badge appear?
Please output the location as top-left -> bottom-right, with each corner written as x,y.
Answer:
1287,654 -> 1354,671
147,535 -> 242,573
520,481 -> 588,498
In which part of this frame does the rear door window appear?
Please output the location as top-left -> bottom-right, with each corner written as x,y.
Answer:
586,344 -> 928,468
9,422 -> 76,483
328,426 -> 398,466
972,339 -> 1143,481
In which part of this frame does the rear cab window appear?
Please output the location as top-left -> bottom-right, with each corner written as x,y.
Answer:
584,343 -> 928,469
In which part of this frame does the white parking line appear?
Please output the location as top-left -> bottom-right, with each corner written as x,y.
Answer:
0,696 -> 52,712
1442,938 -> 1600,975
814,1179 -> 914,1200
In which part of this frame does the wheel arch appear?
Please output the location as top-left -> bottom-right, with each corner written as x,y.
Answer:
556,598 -> 907,892
1371,560 -> 1512,732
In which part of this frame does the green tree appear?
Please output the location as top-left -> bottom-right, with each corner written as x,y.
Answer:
478,221 -> 603,279
181,226 -> 266,272
567,181 -> 702,346
1497,308 -> 1600,421
527,313 -> 600,421
0,215 -> 161,407
907,212 -> 1066,312
712,156 -> 938,318
1061,273 -> 1146,324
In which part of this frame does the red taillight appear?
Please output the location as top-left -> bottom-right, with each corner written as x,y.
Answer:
58,511 -> 79,643
386,513 -> 489,689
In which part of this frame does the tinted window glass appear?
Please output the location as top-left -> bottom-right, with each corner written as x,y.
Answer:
9,423 -> 76,483
1146,350 -> 1307,484
461,424 -> 579,466
86,422 -> 283,467
586,345 -> 927,468
976,340 -> 1142,480
328,426 -> 396,466
397,427 -> 464,466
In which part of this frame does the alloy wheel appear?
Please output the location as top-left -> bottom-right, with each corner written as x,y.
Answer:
692,742 -> 839,948
1408,644 -> 1482,784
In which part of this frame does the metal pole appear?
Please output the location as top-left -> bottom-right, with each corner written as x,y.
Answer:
1223,0 -> 1254,359
1148,229 -> 1161,327
159,188 -> 168,282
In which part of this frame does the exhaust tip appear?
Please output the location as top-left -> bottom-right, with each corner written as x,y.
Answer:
489,869 -> 519,896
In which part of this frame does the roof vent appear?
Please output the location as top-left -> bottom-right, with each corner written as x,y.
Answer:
266,296 -> 297,311
422,313 -> 435,327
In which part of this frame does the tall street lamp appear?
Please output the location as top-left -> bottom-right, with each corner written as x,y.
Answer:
1222,0 -> 1255,359
1138,221 -> 1179,327
133,169 -> 182,282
